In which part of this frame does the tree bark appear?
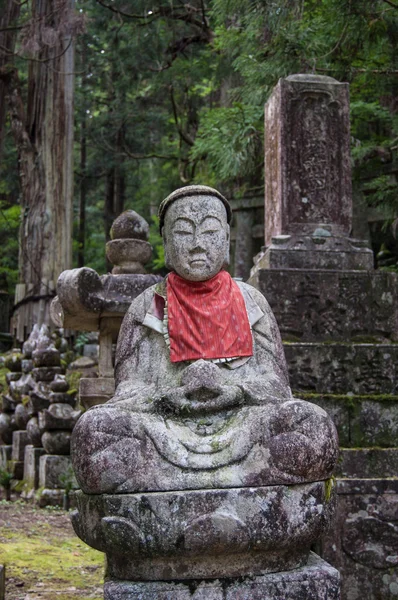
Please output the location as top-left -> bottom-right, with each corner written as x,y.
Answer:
5,0 -> 76,340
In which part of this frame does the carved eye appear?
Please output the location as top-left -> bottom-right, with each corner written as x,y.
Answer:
174,229 -> 192,236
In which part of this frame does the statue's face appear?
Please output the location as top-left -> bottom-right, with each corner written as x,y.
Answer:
163,195 -> 230,281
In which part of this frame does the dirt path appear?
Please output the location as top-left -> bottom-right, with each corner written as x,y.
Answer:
0,494 -> 103,600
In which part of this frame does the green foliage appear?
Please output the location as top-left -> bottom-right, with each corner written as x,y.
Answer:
1,0 -> 397,292
58,466 -> 75,495
0,464 -> 13,490
0,202 -> 20,293
148,215 -> 166,271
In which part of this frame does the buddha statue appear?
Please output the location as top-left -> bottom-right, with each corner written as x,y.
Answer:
71,185 -> 339,583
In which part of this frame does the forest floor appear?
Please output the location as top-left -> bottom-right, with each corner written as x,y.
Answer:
0,494 -> 103,600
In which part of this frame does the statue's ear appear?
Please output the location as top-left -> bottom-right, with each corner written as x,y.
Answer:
162,229 -> 173,270
223,224 -> 230,268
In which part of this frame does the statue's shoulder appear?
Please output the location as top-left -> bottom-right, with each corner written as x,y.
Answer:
236,280 -> 272,313
126,283 -> 160,324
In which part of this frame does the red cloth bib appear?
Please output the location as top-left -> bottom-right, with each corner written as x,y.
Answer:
167,271 -> 253,363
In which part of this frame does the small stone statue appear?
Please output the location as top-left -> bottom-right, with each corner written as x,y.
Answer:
71,186 -> 339,595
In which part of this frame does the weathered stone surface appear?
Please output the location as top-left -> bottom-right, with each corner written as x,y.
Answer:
23,445 -> 45,489
1,394 -> 16,412
9,373 -> 35,400
255,270 -> 398,343
106,239 -> 152,274
41,430 -> 71,455
28,388 -> 50,414
302,394 -> 398,448
0,411 -> 17,444
32,367 -> 64,382
79,377 -> 115,409
22,324 -> 40,358
21,359 -> 33,373
69,189 -> 340,594
264,74 -> 351,245
49,392 -> 76,406
104,553 -> 340,599
26,416 -> 42,447
256,233 -> 373,271
53,268 -> 162,332
73,396 -> 338,494
32,348 -> 60,368
337,448 -> 398,479
14,403 -> 29,430
11,460 -> 23,479
11,430 -> 29,461
39,404 -> 81,432
285,343 -> 398,394
322,479 -> 398,600
39,454 -> 78,489
5,372 -> 21,384
4,352 -> 22,372
50,375 -> 69,393
0,445 -> 11,469
69,356 -> 96,370
72,482 -> 336,581
111,210 -> 150,241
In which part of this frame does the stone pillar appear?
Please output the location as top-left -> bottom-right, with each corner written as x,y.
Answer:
265,74 -> 352,244
233,209 -> 254,280
259,74 -> 373,271
250,74 -> 398,600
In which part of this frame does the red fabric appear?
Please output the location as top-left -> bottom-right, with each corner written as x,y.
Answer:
167,271 -> 253,363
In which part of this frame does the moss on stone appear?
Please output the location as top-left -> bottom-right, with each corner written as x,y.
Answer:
0,506 -> 103,596
324,477 -> 335,502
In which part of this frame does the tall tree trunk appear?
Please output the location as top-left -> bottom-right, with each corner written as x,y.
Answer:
6,0 -> 76,341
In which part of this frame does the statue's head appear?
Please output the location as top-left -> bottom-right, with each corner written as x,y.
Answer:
159,186 -> 232,282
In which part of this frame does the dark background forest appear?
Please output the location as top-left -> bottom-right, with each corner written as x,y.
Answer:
0,0 -> 397,302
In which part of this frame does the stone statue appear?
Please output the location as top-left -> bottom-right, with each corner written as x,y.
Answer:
71,185 -> 339,594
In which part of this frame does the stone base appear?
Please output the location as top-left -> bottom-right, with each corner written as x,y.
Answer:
322,479 -> 398,600
79,377 -> 115,409
71,482 -> 336,581
104,553 -> 340,599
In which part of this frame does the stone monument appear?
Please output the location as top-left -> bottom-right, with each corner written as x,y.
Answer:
250,74 -> 398,599
70,185 -> 340,599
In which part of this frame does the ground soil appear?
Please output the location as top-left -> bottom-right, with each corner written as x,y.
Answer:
0,492 -> 103,600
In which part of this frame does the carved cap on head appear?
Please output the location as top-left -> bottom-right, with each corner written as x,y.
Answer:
158,185 -> 232,233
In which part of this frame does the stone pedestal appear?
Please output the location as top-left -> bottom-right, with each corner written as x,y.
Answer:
250,74 -> 398,599
321,480 -> 398,600
104,553 -> 340,600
